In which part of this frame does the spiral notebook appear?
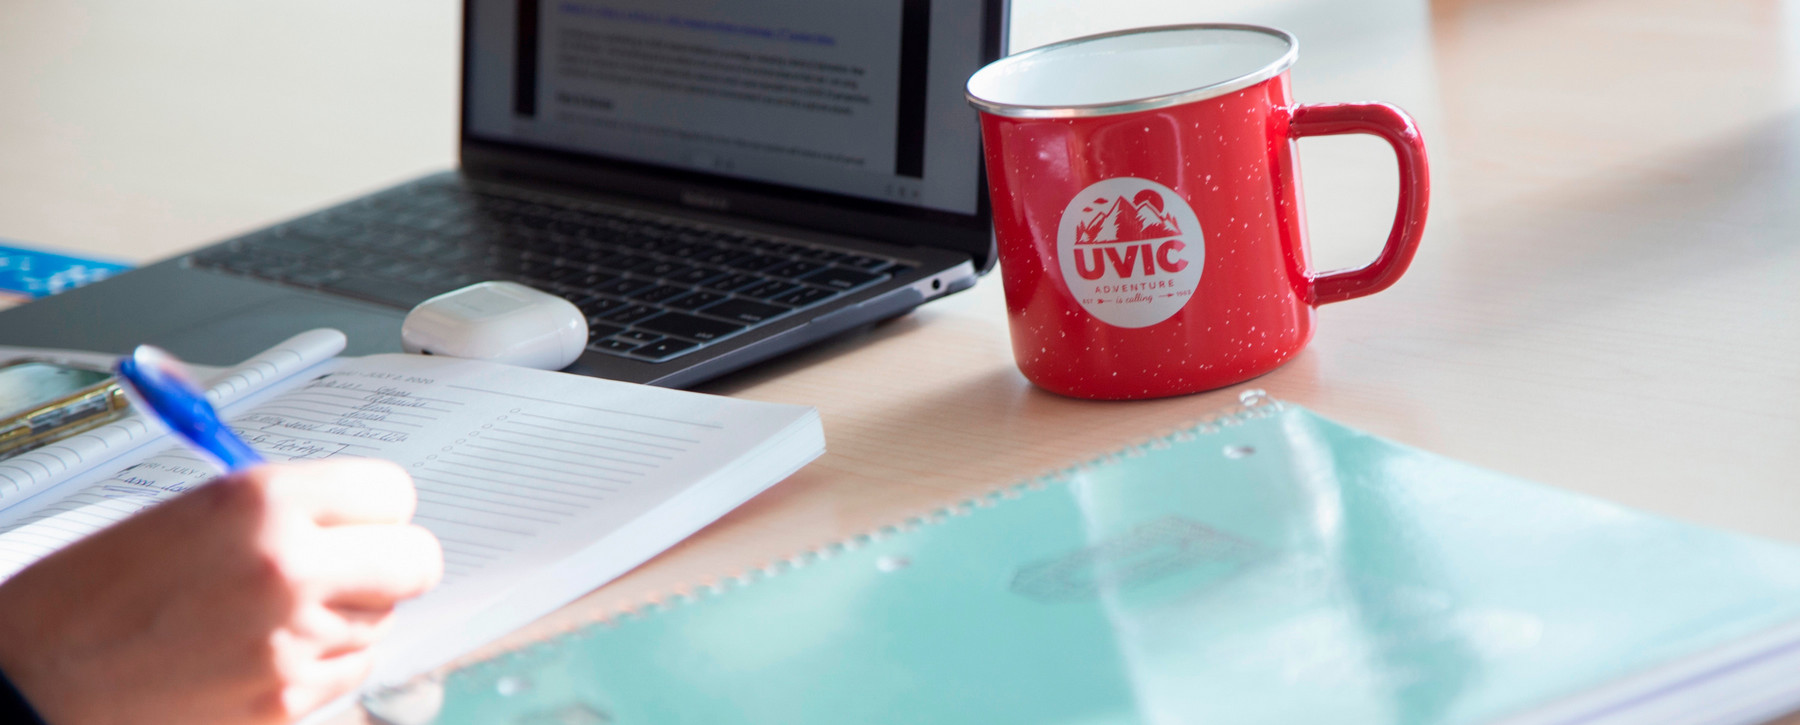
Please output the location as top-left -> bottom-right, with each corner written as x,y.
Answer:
370,396 -> 1800,725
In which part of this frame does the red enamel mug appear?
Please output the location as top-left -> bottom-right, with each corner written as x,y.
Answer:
966,24 -> 1428,400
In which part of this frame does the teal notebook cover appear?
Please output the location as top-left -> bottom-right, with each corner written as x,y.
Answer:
378,399 -> 1800,725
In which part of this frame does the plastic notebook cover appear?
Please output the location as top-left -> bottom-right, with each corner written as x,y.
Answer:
373,397 -> 1800,725
0,241 -> 130,302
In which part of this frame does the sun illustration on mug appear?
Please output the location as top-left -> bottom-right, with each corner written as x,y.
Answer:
1057,178 -> 1205,329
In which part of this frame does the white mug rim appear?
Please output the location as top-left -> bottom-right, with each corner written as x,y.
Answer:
966,23 -> 1299,119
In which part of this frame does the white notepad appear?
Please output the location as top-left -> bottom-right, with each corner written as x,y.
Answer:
0,329 -> 824,689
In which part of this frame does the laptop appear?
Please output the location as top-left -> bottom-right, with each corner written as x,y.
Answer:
0,0 -> 1007,388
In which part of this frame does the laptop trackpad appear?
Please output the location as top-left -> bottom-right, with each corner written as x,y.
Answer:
153,294 -> 406,365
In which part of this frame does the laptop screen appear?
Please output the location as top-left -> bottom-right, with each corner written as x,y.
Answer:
465,0 -> 991,216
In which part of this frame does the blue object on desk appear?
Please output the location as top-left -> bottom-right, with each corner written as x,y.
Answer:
116,345 -> 264,471
0,241 -> 131,300
385,397 -> 1800,725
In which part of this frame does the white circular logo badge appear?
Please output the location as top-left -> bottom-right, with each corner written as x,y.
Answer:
1056,177 -> 1204,328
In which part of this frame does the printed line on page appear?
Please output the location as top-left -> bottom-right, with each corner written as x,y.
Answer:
414,485 -> 577,517
450,450 -> 642,479
412,513 -> 536,537
412,476 -> 600,508
512,412 -> 701,443
473,434 -> 668,465
483,428 -> 679,459
499,419 -> 690,451
423,463 -> 620,496
447,385 -> 724,429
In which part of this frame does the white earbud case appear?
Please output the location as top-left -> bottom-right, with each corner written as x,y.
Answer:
401,281 -> 588,370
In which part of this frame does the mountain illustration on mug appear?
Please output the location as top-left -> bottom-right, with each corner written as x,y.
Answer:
1074,190 -> 1182,245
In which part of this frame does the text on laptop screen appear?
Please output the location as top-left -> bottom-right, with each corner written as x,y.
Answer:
466,0 -> 988,216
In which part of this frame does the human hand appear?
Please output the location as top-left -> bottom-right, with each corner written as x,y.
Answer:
0,458 -> 443,724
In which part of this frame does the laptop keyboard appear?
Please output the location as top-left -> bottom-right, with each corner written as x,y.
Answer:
187,181 -> 910,362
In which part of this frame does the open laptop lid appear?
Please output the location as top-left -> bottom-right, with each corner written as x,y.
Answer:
457,0 -> 1007,271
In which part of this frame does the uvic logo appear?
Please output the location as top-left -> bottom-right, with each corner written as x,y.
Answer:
1056,177 -> 1204,328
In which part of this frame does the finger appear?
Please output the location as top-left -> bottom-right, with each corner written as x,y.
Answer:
256,458 -> 418,526
311,523 -> 444,608
279,650 -> 374,721
320,604 -> 399,659
288,600 -> 399,659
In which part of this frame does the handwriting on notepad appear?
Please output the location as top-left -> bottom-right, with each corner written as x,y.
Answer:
0,372 -> 421,576
242,373 -> 455,445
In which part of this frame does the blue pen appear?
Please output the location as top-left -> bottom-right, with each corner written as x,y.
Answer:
116,345 -> 265,471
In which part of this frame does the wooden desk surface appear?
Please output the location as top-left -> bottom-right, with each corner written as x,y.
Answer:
5,0 -> 1800,722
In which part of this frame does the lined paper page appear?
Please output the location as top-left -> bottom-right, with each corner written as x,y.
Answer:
0,352 -> 822,687
403,396 -> 702,582
0,329 -> 347,508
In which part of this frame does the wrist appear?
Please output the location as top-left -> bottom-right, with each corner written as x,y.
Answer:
0,569 -> 71,725
0,664 -> 48,725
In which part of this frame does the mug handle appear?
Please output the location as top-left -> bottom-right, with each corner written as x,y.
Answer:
1287,103 -> 1431,305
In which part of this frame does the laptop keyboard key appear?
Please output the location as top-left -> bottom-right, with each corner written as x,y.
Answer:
559,270 -> 618,289
611,254 -> 660,272
769,286 -> 836,308
484,247 -> 526,267
630,284 -> 688,304
704,273 -> 764,292
525,236 -> 568,256
693,248 -> 740,266
586,322 -> 626,340
803,267 -> 884,290
556,291 -> 596,307
631,338 -> 698,361
767,260 -> 825,280
666,266 -> 724,285
599,304 -> 661,325
740,279 -> 799,299
616,330 -> 663,344
637,260 -> 683,277
541,266 -> 581,283
593,277 -> 654,297
561,245 -> 610,265
700,298 -> 789,324
592,338 -> 640,354
581,296 -> 628,316
722,254 -> 779,272
787,246 -> 835,261
637,312 -> 746,341
667,291 -> 725,310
